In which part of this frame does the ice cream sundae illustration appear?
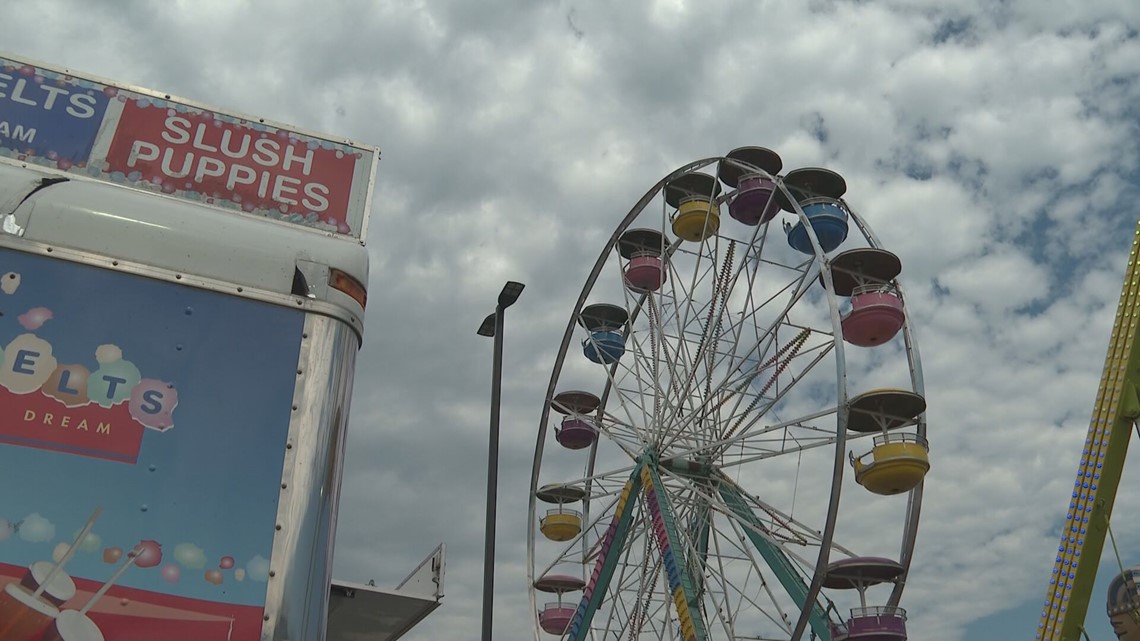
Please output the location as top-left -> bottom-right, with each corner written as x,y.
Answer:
0,508 -> 165,641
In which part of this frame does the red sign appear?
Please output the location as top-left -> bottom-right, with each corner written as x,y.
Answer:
105,99 -> 359,232
0,53 -> 377,239
0,388 -> 144,464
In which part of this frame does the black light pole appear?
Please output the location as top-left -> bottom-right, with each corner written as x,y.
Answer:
477,280 -> 524,641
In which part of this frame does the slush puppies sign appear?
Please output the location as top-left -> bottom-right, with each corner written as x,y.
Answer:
0,54 -> 376,239
104,100 -> 359,233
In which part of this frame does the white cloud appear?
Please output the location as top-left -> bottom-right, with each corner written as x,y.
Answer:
938,248 -> 1049,313
173,542 -> 208,570
246,555 -> 270,583
74,529 -> 102,553
3,1 -> 1140,640
18,513 -> 55,543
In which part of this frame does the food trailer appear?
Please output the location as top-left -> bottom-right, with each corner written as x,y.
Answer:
0,52 -> 442,641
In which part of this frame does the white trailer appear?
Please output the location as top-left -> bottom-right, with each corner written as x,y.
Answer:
0,52 -> 441,641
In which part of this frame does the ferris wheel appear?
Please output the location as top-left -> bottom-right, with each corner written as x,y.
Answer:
526,147 -> 929,641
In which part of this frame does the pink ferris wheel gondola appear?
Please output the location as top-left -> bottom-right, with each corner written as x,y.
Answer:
619,228 -> 668,293
827,248 -> 908,348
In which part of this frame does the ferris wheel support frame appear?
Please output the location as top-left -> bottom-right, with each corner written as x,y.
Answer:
717,476 -> 833,639
1038,220 -> 1140,640
640,461 -> 711,641
568,467 -> 644,641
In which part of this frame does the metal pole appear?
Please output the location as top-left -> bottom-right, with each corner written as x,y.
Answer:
482,304 -> 505,641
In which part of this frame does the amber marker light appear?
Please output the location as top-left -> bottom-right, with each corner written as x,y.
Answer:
329,269 -> 367,308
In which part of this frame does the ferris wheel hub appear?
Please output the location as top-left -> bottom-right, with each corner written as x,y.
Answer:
658,456 -> 715,478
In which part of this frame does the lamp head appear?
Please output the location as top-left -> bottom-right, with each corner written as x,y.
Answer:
498,281 -> 525,308
477,313 -> 496,337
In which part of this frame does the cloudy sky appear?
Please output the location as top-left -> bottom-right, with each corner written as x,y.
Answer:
5,1 -> 1140,640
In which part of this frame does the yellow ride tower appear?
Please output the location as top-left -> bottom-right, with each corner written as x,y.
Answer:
1038,220 -> 1140,640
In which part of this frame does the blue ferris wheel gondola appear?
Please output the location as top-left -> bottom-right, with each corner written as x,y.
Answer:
583,331 -> 625,364
785,198 -> 850,254
775,167 -> 851,255
578,303 -> 629,365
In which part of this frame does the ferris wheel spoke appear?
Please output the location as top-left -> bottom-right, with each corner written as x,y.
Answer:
702,521 -> 743,640
616,304 -> 680,446
676,476 -> 805,638
656,307 -> 836,458
720,256 -> 820,384
649,479 -> 806,641
698,233 -> 798,390
709,344 -> 837,458
593,416 -> 653,458
594,410 -> 648,447
717,429 -> 880,470
716,475 -> 857,559
660,244 -> 719,402
580,340 -> 659,449
609,276 -> 704,449
711,511 -> 804,637
718,325 -> 823,432
644,296 -> 699,447
553,465 -> 641,502
597,513 -> 650,639
612,274 -> 670,446
717,323 -> 818,414
654,345 -> 831,459
720,330 -> 830,400
672,240 -> 736,425
656,411 -> 863,471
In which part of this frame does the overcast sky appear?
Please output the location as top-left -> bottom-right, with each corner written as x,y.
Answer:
4,1 -> 1140,640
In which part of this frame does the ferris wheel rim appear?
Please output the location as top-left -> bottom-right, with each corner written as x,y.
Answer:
845,204 -> 928,608
527,157 -> 723,641
527,154 -> 926,641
